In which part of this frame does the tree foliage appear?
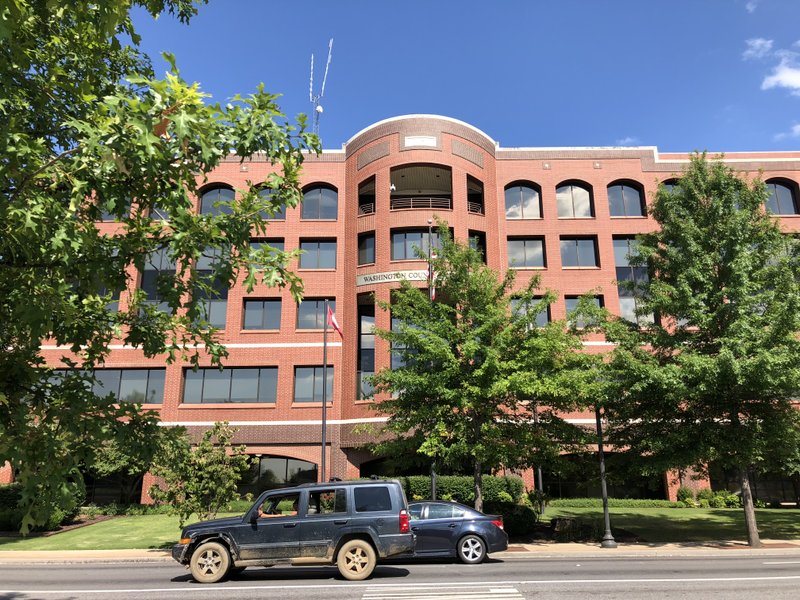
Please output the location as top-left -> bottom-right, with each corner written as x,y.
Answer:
370,224 -> 591,510
148,422 -> 250,527
0,1 -> 318,532
604,154 -> 800,546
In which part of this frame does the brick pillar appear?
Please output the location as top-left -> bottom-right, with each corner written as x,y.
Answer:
665,467 -> 712,501
0,462 -> 13,485
140,472 -> 161,504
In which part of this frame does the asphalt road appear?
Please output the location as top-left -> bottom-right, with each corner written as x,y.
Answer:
1,554 -> 800,600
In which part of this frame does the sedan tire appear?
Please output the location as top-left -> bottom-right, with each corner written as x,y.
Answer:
457,534 -> 487,564
189,541 -> 231,583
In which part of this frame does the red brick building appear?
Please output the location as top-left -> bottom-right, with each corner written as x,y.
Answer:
6,115 -> 799,502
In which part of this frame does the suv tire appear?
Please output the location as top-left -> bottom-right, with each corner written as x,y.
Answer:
190,541 -> 231,583
457,534 -> 486,564
337,539 -> 377,580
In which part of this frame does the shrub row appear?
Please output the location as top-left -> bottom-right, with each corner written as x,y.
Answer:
395,475 -> 525,504
548,498 -> 682,508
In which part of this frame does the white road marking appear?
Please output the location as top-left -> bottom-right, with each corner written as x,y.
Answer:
3,575 -> 800,596
763,560 -> 800,564
362,586 -> 524,599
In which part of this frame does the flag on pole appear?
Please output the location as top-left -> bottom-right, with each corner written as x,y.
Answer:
429,250 -> 438,301
327,304 -> 343,338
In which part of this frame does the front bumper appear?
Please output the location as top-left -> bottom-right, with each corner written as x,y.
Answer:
171,543 -> 190,564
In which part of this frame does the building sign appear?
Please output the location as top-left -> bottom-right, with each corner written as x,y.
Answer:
356,270 -> 428,287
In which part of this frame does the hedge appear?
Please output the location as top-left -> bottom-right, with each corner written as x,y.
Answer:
396,475 -> 525,505
548,498 -> 682,508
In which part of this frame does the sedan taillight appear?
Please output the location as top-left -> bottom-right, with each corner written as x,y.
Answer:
399,509 -> 410,533
491,518 -> 504,530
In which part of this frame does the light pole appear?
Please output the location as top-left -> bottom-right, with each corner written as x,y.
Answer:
427,219 -> 438,501
595,404 -> 617,548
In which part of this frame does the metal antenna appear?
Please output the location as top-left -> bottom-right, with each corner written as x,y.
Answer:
309,38 -> 333,135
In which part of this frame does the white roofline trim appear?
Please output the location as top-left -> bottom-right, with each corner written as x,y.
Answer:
344,114 -> 498,148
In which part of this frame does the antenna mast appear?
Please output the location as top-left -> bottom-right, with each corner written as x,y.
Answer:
309,38 -> 333,135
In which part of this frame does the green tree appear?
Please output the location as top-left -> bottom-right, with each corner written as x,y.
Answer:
0,1 -> 318,532
149,421 -> 250,527
85,411 -> 186,504
604,154 -> 800,547
370,225 -> 590,511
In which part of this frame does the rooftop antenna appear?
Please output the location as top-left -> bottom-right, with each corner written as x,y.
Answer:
309,38 -> 333,135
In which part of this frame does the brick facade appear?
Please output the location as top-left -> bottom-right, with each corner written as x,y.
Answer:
32,115 -> 800,501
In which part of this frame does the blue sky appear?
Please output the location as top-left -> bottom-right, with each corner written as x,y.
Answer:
132,0 -> 800,152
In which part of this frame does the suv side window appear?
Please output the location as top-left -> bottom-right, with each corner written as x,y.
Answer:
354,486 -> 392,512
308,488 -> 346,515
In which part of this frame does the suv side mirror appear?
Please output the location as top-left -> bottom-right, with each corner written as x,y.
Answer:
249,511 -> 258,524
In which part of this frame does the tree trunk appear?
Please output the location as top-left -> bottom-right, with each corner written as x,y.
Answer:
739,466 -> 762,548
473,459 -> 483,512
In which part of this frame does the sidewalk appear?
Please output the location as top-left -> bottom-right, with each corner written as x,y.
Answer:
2,541 -> 800,564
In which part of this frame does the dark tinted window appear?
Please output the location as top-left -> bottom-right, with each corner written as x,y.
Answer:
300,240 -> 337,269
358,233 -> 375,265
243,299 -> 281,330
608,183 -> 644,217
302,186 -> 338,220
183,367 -> 278,404
92,369 -> 165,404
354,486 -> 392,512
200,187 -> 235,216
427,504 -> 455,519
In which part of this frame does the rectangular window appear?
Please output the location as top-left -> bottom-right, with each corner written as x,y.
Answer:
243,299 -> 281,330
299,240 -> 337,269
565,295 -> 603,328
358,233 -> 375,265
391,230 -> 440,260
507,238 -> 545,268
140,247 -> 176,313
91,369 -> 165,404
193,247 -> 228,329
560,237 -> 599,268
510,297 -> 550,327
358,298 -> 375,400
308,489 -> 347,515
297,298 -> 335,329
354,486 -> 392,512
294,366 -> 334,403
182,367 -> 278,404
613,237 -> 653,324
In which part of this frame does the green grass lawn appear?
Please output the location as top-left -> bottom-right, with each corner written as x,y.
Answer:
543,507 -> 800,543
1,508 -> 798,550
0,513 -> 238,551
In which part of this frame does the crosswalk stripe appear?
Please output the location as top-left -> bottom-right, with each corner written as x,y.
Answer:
362,585 -> 524,600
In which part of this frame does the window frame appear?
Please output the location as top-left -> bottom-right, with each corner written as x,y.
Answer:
504,182 -> 543,220
293,366 -> 334,403
200,185 -> 235,216
507,237 -> 546,268
182,367 -> 278,404
243,298 -> 282,331
560,236 -> 600,268
556,181 -> 594,218
301,185 -> 338,220
607,180 -> 645,218
299,239 -> 337,269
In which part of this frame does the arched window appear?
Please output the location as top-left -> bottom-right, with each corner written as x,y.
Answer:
200,186 -> 235,216
765,179 -> 799,215
556,181 -> 594,218
302,185 -> 338,220
607,180 -> 645,217
505,182 -> 542,219
661,178 -> 679,193
258,188 -> 285,220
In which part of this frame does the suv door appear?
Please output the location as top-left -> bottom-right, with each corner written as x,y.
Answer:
298,487 -> 348,557
237,491 -> 303,560
414,502 -> 465,554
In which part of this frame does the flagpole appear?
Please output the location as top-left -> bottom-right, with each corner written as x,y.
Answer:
427,219 -> 437,501
321,299 -> 328,483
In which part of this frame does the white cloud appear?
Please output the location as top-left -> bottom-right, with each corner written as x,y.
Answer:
762,56 -> 800,96
743,38 -> 773,60
774,123 -> 800,140
746,0 -> 759,13
615,136 -> 640,146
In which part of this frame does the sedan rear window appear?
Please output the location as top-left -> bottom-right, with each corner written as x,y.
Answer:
354,486 -> 392,512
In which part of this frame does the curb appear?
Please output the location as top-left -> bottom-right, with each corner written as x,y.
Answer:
2,541 -> 800,564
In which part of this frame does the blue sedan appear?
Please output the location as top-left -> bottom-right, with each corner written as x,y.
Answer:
407,501 -> 508,563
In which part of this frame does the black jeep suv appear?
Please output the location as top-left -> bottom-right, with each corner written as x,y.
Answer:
172,479 -> 414,582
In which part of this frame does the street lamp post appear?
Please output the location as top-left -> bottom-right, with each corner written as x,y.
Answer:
595,404 -> 617,548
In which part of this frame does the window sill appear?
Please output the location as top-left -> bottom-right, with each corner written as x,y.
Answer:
299,218 -> 338,222
509,266 -> 546,270
241,329 -> 281,334
562,266 -> 601,270
179,403 -> 276,408
292,402 -> 333,407
357,262 -> 376,267
609,215 -> 647,219
557,216 -> 596,219
506,217 -> 544,221
298,268 -> 337,271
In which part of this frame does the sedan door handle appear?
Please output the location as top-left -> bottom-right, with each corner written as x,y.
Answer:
448,523 -> 457,528
283,522 -> 297,528
334,519 -> 348,525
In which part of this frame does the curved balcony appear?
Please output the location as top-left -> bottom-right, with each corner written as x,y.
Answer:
390,196 -> 452,211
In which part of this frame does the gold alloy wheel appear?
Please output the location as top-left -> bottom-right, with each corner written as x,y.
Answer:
337,539 -> 377,581
189,541 -> 231,583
